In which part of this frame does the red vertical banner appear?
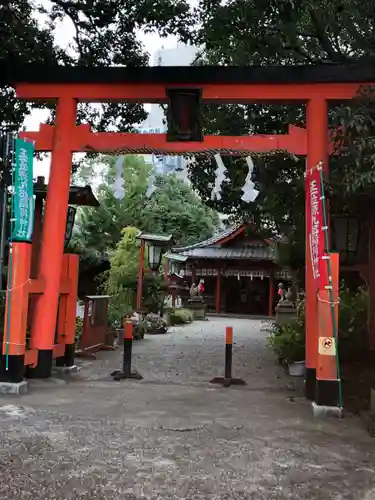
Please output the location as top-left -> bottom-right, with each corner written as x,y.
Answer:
306,164 -> 327,290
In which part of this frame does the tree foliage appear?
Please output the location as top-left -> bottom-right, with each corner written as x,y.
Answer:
141,174 -> 220,246
330,87 -> 375,198
104,226 -> 164,321
193,0 -> 375,65
0,0 -> 193,133
72,155 -> 152,254
189,0 -> 375,205
0,1 -> 68,131
104,226 -> 141,321
72,154 -> 220,260
183,0 -> 375,272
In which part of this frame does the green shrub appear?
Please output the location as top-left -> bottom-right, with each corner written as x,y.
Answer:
104,227 -> 166,323
267,319 -> 305,363
267,283 -> 368,364
339,284 -> 368,361
167,308 -> 193,326
75,317 -> 84,348
139,312 -> 168,334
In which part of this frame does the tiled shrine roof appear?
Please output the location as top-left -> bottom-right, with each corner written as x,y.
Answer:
169,224 -> 275,262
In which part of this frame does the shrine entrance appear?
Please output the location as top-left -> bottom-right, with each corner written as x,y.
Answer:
2,62 -> 373,409
225,276 -> 269,316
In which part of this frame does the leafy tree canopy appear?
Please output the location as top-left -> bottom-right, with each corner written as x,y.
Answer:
193,0 -> 374,65
71,154 -> 220,260
0,0 -> 193,132
190,0 -> 375,199
181,0 -> 375,272
104,224 -> 172,321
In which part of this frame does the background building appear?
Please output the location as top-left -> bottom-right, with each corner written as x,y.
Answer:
166,223 -> 293,316
141,43 -> 198,183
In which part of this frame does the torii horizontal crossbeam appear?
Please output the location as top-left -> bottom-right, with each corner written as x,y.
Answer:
20,124 -> 315,156
16,82 -> 362,103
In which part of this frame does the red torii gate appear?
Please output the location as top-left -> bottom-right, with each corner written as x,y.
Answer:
2,63 -> 373,408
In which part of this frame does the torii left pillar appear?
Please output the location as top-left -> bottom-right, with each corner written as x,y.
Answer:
28,97 -> 77,378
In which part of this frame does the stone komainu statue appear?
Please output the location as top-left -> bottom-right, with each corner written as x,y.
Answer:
189,279 -> 205,298
190,282 -> 200,297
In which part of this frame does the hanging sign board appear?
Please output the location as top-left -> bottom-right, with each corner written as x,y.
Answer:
306,163 -> 327,289
64,206 -> 77,246
12,138 -> 34,242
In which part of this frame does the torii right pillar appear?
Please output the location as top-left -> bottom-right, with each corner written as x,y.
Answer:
305,98 -> 329,401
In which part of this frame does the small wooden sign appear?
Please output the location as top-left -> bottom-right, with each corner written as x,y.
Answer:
64,206 -> 77,246
318,336 -> 336,356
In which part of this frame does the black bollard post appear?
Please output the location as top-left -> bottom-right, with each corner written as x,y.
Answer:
111,318 -> 142,381
210,326 -> 246,387
224,326 -> 233,382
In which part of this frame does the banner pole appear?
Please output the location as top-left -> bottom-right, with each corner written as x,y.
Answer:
318,163 -> 343,409
5,134 -> 15,371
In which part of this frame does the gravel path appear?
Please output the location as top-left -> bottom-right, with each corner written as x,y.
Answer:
79,317 -> 289,391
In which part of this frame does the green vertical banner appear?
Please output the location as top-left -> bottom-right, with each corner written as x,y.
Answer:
13,138 -> 34,242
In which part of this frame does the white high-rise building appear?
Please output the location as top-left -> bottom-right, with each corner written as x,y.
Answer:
142,43 -> 198,130
140,43 -> 198,183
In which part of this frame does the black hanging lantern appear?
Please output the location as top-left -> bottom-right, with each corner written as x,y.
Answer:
147,243 -> 164,271
166,88 -> 203,142
332,215 -> 361,264
136,232 -> 174,272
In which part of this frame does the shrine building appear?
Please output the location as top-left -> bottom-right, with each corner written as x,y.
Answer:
165,223 -> 292,317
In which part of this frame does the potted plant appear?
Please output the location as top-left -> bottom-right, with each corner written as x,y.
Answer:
268,283 -> 369,378
267,319 -> 306,376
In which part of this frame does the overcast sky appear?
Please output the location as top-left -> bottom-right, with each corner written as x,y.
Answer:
29,0 -> 183,179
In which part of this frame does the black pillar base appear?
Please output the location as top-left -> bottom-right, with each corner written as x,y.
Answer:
110,369 -> 143,381
210,377 -> 246,387
0,355 -> 25,383
56,344 -> 75,368
316,379 -> 340,407
26,350 -> 53,379
305,367 -> 316,401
